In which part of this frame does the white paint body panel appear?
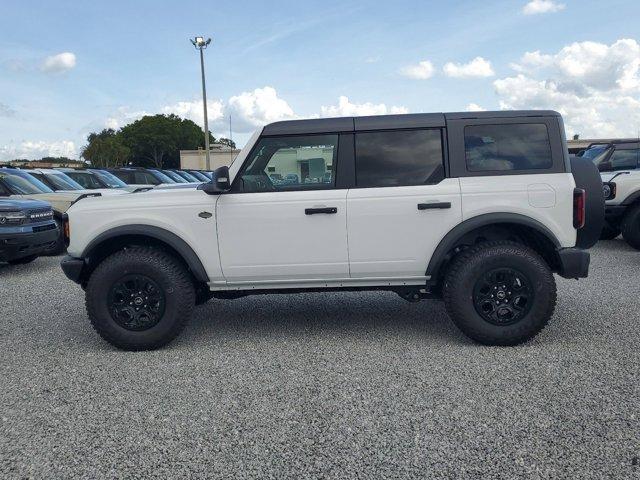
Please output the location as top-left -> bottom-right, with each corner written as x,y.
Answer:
459,173 -> 577,247
216,189 -> 349,281
601,170 -> 640,205
66,188 -> 225,283
346,179 -> 462,277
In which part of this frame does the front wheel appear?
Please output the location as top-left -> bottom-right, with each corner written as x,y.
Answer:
85,246 -> 195,350
443,241 -> 557,346
621,204 -> 640,250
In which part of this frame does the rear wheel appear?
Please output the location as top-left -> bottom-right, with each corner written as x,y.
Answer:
86,246 -> 195,350
443,241 -> 557,346
621,204 -> 640,250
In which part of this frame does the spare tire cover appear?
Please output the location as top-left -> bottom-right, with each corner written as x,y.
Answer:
570,157 -> 605,249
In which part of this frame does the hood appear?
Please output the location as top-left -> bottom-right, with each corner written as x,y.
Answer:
0,198 -> 51,212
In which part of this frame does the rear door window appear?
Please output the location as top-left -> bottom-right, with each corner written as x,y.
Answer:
609,148 -> 639,170
355,129 -> 444,188
464,124 -> 553,172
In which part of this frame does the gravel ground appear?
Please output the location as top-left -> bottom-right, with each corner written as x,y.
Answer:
1,240 -> 639,479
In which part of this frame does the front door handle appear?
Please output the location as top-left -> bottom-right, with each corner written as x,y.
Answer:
418,202 -> 451,210
305,207 -> 338,215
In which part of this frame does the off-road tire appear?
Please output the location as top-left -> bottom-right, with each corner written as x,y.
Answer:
443,241 -> 557,346
600,222 -> 621,240
85,246 -> 195,350
621,204 -> 640,250
7,254 -> 38,265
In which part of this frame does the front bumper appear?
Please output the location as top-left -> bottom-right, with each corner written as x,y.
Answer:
60,255 -> 85,284
0,225 -> 59,262
557,248 -> 590,279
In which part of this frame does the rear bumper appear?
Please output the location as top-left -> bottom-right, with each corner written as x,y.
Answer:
0,226 -> 59,262
60,255 -> 85,284
557,248 -> 590,279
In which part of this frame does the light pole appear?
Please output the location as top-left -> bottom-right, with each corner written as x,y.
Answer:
191,36 -> 212,170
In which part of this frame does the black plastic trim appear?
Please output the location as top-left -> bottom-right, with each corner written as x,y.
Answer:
425,213 -> 561,284
622,190 -> 640,206
60,255 -> 85,283
556,248 -> 590,279
81,225 -> 209,283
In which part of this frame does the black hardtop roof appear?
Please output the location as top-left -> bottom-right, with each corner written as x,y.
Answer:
263,110 -> 561,135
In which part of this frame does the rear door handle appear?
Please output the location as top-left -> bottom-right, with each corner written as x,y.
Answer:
305,207 -> 337,215
418,202 -> 451,210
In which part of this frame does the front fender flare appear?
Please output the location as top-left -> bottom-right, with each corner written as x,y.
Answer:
81,224 -> 209,283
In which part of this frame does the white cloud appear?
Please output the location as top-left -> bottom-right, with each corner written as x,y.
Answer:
104,107 -> 150,130
400,60 -> 435,80
466,103 -> 486,112
227,86 -> 296,132
41,52 -> 76,73
494,39 -> 640,137
444,57 -> 495,78
320,96 -> 408,117
0,140 -> 77,161
161,100 -> 224,127
523,0 -> 565,15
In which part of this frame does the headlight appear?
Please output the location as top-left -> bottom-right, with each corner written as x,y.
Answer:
602,182 -> 616,200
0,211 -> 27,225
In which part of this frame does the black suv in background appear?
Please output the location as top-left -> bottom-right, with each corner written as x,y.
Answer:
109,167 -> 176,186
0,198 -> 58,264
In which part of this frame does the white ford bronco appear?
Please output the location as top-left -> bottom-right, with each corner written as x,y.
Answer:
581,140 -> 640,248
61,111 -> 604,350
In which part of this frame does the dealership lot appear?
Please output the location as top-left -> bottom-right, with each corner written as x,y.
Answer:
1,241 -> 638,478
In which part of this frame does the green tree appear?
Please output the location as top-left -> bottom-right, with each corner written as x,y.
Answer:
216,137 -> 236,149
119,114 -> 212,168
81,129 -> 131,168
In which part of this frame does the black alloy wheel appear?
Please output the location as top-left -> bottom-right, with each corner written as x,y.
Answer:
107,274 -> 166,331
472,267 -> 533,326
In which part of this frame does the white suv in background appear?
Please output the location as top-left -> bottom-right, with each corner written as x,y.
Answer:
61,111 -> 604,350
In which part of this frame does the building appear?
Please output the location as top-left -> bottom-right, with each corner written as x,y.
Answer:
5,159 -> 86,168
180,144 -> 240,170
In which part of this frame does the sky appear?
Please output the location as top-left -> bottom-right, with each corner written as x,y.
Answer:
0,0 -> 639,161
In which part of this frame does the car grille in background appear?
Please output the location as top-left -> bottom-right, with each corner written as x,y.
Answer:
28,209 -> 54,223
32,223 -> 57,233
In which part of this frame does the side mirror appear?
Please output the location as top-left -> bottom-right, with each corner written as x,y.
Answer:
200,166 -> 231,195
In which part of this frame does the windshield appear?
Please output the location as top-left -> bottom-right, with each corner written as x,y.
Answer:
161,170 -> 187,183
67,171 -> 106,189
188,170 -> 210,181
175,170 -> 199,182
89,169 -> 127,188
149,169 -> 176,184
43,172 -> 84,191
0,169 -> 54,194
582,145 -> 611,164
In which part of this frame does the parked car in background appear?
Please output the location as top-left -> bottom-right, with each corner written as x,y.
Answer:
0,198 -> 58,264
185,170 -> 211,182
0,167 -> 101,254
591,141 -> 640,246
108,167 -> 173,189
0,197 -> 60,265
169,170 -> 202,183
26,169 -> 127,197
62,110 -> 603,351
56,168 -> 138,192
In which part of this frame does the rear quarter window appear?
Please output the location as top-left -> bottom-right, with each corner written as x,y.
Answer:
464,124 -> 553,172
